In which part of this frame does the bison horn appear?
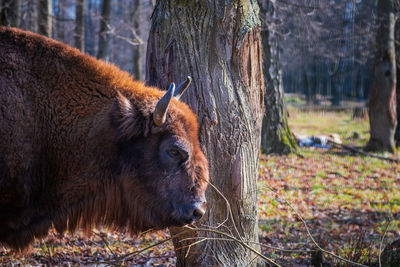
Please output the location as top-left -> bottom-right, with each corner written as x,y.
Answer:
174,76 -> 192,100
153,82 -> 175,126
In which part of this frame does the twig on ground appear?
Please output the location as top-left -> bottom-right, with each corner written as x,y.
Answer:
327,171 -> 348,179
329,141 -> 400,163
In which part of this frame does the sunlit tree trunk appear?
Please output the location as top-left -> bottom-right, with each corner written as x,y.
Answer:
97,0 -> 111,60
37,0 -> 52,37
367,0 -> 397,152
147,0 -> 263,265
75,0 -> 85,52
259,0 -> 297,154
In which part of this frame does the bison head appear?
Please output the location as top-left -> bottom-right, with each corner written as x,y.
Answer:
110,77 -> 209,233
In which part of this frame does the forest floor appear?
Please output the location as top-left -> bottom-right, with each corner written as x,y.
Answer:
1,108 -> 399,266
259,108 -> 400,266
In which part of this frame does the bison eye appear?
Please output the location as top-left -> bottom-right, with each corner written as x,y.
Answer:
167,147 -> 188,162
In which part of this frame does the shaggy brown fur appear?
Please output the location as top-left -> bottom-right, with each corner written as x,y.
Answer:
0,27 -> 209,250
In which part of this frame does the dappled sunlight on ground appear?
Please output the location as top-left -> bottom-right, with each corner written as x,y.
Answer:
257,109 -> 400,266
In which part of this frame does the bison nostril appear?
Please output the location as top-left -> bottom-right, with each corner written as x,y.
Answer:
191,201 -> 206,221
192,207 -> 205,221
181,202 -> 206,224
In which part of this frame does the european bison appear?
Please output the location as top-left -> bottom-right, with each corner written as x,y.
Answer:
0,27 -> 209,250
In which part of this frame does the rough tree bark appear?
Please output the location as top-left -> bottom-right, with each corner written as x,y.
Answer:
367,0 -> 397,152
147,0 -> 263,266
37,0 -> 52,37
0,0 -> 21,27
97,0 -> 111,60
258,0 -> 297,154
131,0 -> 142,80
75,0 -> 85,52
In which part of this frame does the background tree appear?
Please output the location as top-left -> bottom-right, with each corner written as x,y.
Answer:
147,0 -> 263,265
97,0 -> 111,60
396,80 -> 400,147
37,0 -> 52,37
55,0 -> 66,43
131,0 -> 142,80
1,0 -> 383,105
75,0 -> 85,52
367,0 -> 397,152
259,0 -> 297,154
0,0 -> 21,27
277,0 -> 376,105
395,16 -> 400,146
84,0 -> 97,55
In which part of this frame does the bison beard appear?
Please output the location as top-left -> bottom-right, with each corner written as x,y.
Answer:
0,27 -> 209,250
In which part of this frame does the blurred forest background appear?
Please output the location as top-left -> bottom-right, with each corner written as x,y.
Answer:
0,0 -> 154,79
0,0 -> 383,103
1,0 -> 400,266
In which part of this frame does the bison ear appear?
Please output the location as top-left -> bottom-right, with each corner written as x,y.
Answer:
110,92 -> 149,140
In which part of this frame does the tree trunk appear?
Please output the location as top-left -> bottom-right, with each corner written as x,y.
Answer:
0,0 -> 21,27
367,0 -> 397,152
259,0 -> 297,154
85,0 -> 95,56
56,0 -> 65,42
131,0 -> 142,80
395,17 -> 400,147
146,1 -> 263,266
75,0 -> 85,52
333,59 -> 345,107
97,0 -> 111,60
396,75 -> 400,148
22,0 -> 36,32
37,0 -> 52,37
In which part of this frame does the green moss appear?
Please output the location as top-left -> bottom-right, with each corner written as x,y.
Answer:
261,114 -> 298,155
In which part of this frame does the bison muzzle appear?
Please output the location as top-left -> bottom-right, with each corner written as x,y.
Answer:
0,27 -> 209,250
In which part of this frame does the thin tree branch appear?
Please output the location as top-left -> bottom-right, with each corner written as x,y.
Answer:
184,225 -> 282,267
379,219 -> 391,267
329,141 -> 400,163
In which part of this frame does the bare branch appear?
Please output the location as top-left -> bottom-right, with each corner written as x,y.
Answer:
379,219 -> 392,267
